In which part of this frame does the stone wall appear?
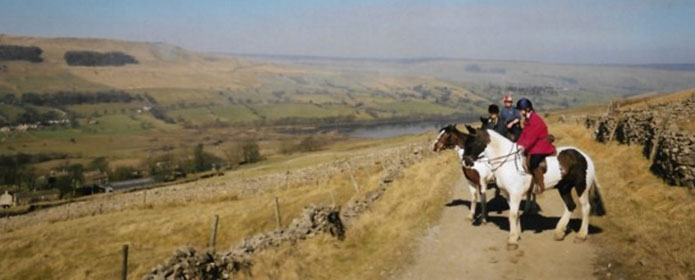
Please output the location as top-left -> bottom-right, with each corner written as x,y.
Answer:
3,141 -> 430,231
142,143 -> 429,279
589,96 -> 695,187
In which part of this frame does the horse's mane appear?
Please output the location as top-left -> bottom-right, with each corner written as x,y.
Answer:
481,128 -> 515,152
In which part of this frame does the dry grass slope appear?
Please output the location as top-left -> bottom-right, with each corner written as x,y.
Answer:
550,122 -> 695,279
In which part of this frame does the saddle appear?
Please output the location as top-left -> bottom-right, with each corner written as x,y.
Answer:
523,134 -> 557,175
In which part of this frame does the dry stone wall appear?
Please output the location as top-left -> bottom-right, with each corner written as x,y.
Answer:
3,142 -> 430,231
143,143 -> 429,279
589,96 -> 695,187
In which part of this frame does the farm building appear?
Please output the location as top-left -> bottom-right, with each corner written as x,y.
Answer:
0,190 -> 15,208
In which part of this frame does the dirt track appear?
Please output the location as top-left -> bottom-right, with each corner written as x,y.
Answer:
396,179 -> 600,279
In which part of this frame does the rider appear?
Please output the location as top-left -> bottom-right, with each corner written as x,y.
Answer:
516,98 -> 555,193
482,104 -> 509,138
501,95 -> 522,141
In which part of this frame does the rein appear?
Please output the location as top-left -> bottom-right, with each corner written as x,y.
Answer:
484,144 -> 522,172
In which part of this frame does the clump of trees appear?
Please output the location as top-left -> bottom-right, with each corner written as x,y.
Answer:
149,106 -> 175,124
15,107 -> 65,126
64,50 -> 138,66
0,45 -> 43,63
20,90 -> 138,106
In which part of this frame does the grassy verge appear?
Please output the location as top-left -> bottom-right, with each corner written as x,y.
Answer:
550,122 -> 695,279
0,133 -> 457,279
248,152 -> 458,279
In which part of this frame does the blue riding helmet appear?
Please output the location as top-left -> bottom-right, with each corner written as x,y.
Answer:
516,98 -> 533,110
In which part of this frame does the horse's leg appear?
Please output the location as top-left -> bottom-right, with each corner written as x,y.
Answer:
479,177 -> 488,224
554,204 -> 572,241
507,192 -> 522,250
575,190 -> 591,242
523,191 -> 532,215
467,181 -> 478,221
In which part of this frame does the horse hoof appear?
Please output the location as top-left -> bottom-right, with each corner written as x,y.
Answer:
466,215 -> 474,221
574,236 -> 587,243
481,219 -> 488,225
507,243 -> 519,251
554,231 -> 566,241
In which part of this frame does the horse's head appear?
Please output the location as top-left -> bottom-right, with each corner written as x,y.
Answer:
460,125 -> 491,167
479,116 -> 489,127
432,124 -> 466,152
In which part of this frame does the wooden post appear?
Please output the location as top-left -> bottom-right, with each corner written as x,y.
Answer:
285,170 -> 290,190
650,119 -> 669,162
608,115 -> 623,143
329,189 -> 336,206
209,215 -> 219,252
99,203 -> 103,214
121,244 -> 129,280
274,197 -> 282,230
345,162 -> 360,193
66,203 -> 71,220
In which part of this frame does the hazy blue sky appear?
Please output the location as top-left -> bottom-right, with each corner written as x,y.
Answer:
1,0 -> 694,64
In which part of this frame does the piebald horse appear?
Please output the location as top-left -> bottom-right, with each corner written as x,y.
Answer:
434,125 -> 605,250
432,125 -> 495,222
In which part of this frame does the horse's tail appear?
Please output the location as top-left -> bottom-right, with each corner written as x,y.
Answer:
589,176 -> 606,216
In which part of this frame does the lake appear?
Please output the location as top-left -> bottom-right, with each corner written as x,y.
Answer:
344,119 -> 472,138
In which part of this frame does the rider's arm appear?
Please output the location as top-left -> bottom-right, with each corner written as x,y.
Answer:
517,121 -> 541,152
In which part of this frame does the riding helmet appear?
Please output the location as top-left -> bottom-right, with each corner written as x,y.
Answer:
516,98 -> 533,110
488,104 -> 500,114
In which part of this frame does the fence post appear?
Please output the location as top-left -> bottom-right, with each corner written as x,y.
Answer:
274,197 -> 282,230
209,215 -> 219,252
650,118 -> 669,162
329,189 -> 336,206
99,203 -> 103,214
121,244 -> 129,280
66,202 -> 71,220
608,115 -> 623,143
345,162 -> 360,193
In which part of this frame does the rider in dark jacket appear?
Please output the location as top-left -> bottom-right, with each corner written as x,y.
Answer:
482,104 -> 509,138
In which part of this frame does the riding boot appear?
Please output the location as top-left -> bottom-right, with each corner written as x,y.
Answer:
532,168 -> 545,194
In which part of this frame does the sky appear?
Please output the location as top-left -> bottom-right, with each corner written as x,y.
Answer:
1,0 -> 694,64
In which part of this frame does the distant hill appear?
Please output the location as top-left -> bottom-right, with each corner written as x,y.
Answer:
2,34 -> 695,130
238,54 -> 695,97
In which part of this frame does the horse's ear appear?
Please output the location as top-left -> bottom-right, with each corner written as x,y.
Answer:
479,116 -> 488,125
465,125 -> 476,135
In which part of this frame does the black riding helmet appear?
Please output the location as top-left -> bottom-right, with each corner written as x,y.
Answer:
516,98 -> 533,110
488,104 -> 500,114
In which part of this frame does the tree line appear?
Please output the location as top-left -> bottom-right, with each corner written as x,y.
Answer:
0,45 -> 43,63
17,91 -> 139,106
64,50 -> 138,66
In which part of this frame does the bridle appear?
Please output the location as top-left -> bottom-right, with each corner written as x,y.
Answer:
462,139 -> 522,172
437,128 -> 523,173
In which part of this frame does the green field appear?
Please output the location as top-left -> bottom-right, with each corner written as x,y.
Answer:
0,104 -> 26,122
208,104 -> 260,123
